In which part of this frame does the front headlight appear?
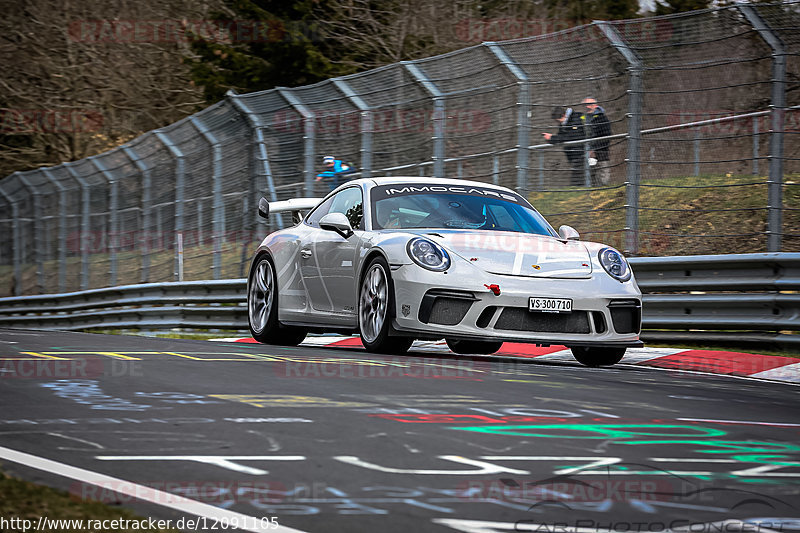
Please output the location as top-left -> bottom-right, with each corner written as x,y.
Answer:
598,247 -> 631,282
407,237 -> 450,272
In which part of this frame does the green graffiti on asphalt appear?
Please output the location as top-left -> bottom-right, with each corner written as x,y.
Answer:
451,423 -> 800,454
450,423 -> 725,441
449,423 -> 800,482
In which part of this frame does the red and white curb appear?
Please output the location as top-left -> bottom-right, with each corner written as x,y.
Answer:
213,335 -> 800,384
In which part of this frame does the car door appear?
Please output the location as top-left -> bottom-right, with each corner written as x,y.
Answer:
300,187 -> 364,314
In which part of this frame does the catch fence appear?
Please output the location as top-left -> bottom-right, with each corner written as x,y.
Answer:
1,2 -> 799,296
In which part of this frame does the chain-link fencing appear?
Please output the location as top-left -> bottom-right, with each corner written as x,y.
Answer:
1,2 -> 799,296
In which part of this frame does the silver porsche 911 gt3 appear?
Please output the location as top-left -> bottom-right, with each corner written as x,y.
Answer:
247,177 -> 642,366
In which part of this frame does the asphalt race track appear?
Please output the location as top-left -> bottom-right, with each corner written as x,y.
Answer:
1,328 -> 799,532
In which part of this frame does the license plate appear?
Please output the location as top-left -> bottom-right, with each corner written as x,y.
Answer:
529,297 -> 573,313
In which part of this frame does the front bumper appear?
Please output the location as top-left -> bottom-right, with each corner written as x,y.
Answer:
390,263 -> 642,347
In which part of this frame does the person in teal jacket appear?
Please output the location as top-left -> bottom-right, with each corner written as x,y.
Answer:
315,155 -> 356,190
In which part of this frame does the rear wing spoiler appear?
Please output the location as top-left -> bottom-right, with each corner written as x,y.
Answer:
258,197 -> 323,224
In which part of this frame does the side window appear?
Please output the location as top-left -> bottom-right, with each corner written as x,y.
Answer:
328,187 -> 364,230
305,195 -> 336,228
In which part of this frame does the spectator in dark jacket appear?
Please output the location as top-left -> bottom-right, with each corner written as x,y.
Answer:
543,106 -> 585,186
582,97 -> 612,185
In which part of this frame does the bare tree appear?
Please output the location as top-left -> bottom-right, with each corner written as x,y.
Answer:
0,0 -> 220,177
316,0 -> 555,70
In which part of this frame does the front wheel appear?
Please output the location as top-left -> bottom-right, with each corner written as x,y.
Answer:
446,339 -> 503,355
248,254 -> 307,345
358,257 -> 413,354
570,346 -> 626,367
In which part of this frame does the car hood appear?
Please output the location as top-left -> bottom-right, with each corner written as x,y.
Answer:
417,230 -> 594,279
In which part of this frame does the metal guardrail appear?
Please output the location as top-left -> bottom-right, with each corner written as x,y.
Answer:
0,254 -> 798,350
0,280 -> 247,331
631,253 -> 800,349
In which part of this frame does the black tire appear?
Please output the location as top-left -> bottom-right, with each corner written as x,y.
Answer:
446,339 -> 503,355
247,254 -> 307,345
570,346 -> 626,367
358,256 -> 413,354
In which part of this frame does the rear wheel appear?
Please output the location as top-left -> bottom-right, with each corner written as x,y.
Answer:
446,339 -> 503,355
358,257 -> 413,354
570,346 -> 626,367
248,254 -> 307,345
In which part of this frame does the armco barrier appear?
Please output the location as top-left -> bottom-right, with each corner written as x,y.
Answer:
0,254 -> 798,350
0,280 -> 247,331
631,253 -> 800,349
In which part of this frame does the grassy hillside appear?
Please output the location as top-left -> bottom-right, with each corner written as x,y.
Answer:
530,174 -> 800,256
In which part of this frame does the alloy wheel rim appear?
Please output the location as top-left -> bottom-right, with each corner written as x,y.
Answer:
359,264 -> 388,343
248,259 -> 273,333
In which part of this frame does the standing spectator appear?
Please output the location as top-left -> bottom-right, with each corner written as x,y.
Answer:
543,106 -> 585,187
315,155 -> 356,191
582,97 -> 612,186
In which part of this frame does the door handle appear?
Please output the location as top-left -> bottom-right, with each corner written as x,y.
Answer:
300,249 -> 312,259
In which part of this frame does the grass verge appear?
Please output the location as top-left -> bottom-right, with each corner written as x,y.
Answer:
0,469 -> 179,533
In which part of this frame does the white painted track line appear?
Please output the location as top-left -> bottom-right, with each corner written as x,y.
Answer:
0,446 -> 308,533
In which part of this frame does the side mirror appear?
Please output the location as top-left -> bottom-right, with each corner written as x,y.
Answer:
258,197 -> 270,219
558,225 -> 580,241
319,212 -> 354,239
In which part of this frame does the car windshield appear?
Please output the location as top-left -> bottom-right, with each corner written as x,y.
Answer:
370,183 -> 556,236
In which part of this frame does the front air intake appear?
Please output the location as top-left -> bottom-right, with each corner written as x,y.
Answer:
608,299 -> 642,334
494,307 -> 591,333
418,290 -> 477,326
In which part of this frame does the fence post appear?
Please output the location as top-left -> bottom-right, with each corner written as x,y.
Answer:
123,146 -> 152,283
595,21 -> 643,255
197,202 -> 203,253
739,5 -> 786,252
486,43 -> 530,192
694,128 -> 701,176
403,61 -> 445,178
0,184 -> 21,296
190,116 -> 225,280
539,151 -> 545,190
42,168 -> 68,293
89,156 -> 119,286
17,173 -> 45,293
225,93 -> 259,275
154,131 -> 186,281
65,164 -> 91,290
226,91 -> 285,228
492,155 -> 500,186
752,116 -> 759,176
332,79 -> 373,179
584,143 -> 592,187
278,88 -> 316,196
